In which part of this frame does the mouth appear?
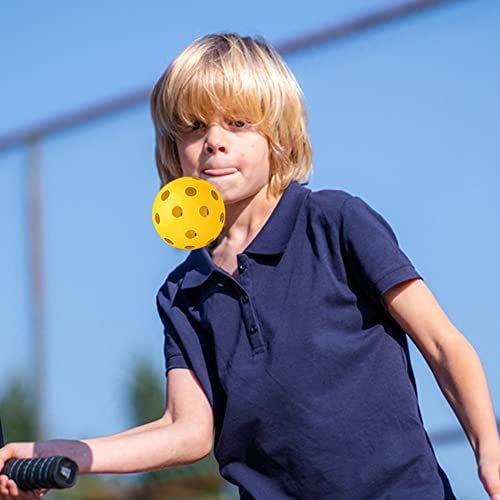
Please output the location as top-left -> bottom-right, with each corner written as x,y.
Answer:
202,168 -> 238,177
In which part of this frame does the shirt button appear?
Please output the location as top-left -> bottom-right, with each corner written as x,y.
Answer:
238,263 -> 246,273
249,325 -> 257,335
240,295 -> 249,304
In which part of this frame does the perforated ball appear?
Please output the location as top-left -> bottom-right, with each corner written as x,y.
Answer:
152,176 -> 226,250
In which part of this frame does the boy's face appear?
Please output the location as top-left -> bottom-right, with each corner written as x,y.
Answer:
175,116 -> 271,206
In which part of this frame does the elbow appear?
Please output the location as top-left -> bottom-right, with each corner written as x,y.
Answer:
426,328 -> 475,378
171,421 -> 213,465
190,426 -> 213,462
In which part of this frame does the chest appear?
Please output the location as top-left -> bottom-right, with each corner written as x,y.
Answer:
195,248 -> 413,449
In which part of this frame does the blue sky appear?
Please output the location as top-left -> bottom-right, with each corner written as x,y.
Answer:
1,1 -> 499,497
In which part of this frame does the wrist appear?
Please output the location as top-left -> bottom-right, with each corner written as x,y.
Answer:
37,439 -> 93,473
475,436 -> 500,462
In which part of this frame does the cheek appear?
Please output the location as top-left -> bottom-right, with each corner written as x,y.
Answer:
177,147 -> 188,164
177,142 -> 198,166
248,138 -> 269,158
256,140 -> 270,165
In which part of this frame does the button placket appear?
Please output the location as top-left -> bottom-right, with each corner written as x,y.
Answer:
247,327 -> 265,351
236,254 -> 248,285
238,294 -> 266,353
246,310 -> 265,352
235,255 -> 266,354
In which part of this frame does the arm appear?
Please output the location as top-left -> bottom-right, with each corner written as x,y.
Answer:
384,278 -> 500,498
0,368 -> 214,475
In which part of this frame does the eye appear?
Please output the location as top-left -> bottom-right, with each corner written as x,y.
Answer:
231,120 -> 247,128
191,121 -> 204,130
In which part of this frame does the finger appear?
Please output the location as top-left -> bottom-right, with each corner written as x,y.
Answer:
0,474 -> 7,489
6,479 -> 19,497
0,475 -> 9,496
23,489 -> 46,500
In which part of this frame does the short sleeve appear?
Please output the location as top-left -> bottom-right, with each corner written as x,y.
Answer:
156,292 -> 191,375
340,195 -> 423,310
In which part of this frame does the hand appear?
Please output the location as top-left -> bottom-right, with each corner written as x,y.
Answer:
0,443 -> 49,499
0,476 -> 48,499
477,440 -> 500,500
0,442 -> 36,470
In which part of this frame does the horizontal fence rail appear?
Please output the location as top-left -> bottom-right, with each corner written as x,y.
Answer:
0,0 -> 463,153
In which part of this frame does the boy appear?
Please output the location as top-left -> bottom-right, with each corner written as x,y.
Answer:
1,33 -> 499,499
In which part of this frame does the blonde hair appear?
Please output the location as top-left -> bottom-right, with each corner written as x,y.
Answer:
150,33 -> 313,197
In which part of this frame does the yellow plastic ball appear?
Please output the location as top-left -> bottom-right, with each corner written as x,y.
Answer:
152,176 -> 226,250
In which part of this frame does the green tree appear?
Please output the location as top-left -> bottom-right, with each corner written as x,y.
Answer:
0,375 -> 37,443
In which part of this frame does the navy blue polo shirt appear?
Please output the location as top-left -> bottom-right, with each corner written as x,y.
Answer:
156,181 -> 456,499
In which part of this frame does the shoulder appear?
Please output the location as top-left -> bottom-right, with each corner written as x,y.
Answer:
307,186 -> 353,208
156,257 -> 191,308
306,187 -> 365,227
304,188 -> 398,249
309,187 -> 392,227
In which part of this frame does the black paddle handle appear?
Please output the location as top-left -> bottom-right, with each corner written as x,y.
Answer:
0,418 -> 79,491
1,456 -> 79,491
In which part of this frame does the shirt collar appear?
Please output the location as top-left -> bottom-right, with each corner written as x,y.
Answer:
180,181 -> 310,290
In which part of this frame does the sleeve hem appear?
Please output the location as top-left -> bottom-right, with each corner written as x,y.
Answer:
166,354 -> 190,373
375,265 -> 423,309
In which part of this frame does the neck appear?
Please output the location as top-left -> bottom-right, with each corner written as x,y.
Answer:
210,185 -> 283,251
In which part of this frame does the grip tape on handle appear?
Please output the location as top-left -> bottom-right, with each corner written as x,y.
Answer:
1,456 -> 78,491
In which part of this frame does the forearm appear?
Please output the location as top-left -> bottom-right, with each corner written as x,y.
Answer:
429,331 -> 500,459
38,420 -> 208,474
90,415 -> 172,443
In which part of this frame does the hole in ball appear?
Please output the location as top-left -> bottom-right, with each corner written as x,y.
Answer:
199,206 -> 209,217
172,206 -> 183,217
220,212 -> 225,224
185,230 -> 197,239
185,187 -> 197,196
155,213 -> 160,224
185,245 -> 195,249
164,238 -> 174,245
161,190 -> 170,201
211,190 -> 219,201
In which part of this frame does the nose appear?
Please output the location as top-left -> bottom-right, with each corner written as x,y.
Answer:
204,124 -> 228,155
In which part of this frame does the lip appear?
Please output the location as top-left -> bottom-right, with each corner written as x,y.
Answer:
203,168 -> 237,177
